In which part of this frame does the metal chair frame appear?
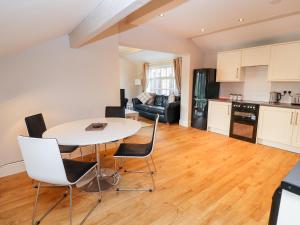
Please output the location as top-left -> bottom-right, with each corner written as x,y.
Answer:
113,115 -> 159,192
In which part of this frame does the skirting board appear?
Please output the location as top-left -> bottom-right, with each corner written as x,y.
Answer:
256,138 -> 300,154
179,119 -> 190,127
0,144 -> 113,178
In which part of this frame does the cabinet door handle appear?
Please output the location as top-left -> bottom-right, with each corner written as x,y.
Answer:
296,112 -> 299,125
228,105 -> 230,115
236,68 -> 239,78
290,112 -> 294,125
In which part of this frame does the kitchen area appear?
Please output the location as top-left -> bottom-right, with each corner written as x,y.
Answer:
191,40 -> 300,225
192,40 -> 300,153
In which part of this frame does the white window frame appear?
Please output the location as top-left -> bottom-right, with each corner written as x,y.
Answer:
146,63 -> 177,95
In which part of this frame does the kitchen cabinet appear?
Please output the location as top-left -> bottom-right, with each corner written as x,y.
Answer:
207,101 -> 231,136
257,106 -> 300,153
258,106 -> 293,146
241,46 -> 270,67
216,50 -> 243,82
268,42 -> 300,81
292,110 -> 300,148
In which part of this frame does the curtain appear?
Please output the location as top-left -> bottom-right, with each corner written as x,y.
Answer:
142,63 -> 149,92
173,57 -> 182,93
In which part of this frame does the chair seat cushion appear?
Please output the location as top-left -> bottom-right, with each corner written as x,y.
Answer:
135,104 -> 165,115
114,143 -> 152,157
63,159 -> 96,183
59,145 -> 79,153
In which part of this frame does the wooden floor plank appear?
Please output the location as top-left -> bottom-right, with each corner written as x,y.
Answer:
0,122 -> 299,225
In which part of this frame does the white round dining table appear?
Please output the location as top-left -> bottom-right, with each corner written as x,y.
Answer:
43,117 -> 141,192
43,117 -> 141,146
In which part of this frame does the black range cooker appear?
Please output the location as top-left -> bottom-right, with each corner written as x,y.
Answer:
229,102 -> 260,143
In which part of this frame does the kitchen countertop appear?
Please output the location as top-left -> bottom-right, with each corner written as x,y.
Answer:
209,98 -> 300,110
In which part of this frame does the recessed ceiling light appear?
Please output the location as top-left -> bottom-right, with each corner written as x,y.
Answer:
238,18 -> 244,22
201,28 -> 205,32
159,13 -> 165,17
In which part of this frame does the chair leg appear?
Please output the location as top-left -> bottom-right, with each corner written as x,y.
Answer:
95,168 -> 102,201
32,184 -> 67,225
145,158 -> 156,191
32,182 -> 41,225
69,185 -> 73,225
150,155 -> 157,173
80,147 -> 83,160
115,157 -> 155,192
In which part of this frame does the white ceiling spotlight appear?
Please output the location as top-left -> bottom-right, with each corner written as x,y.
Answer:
200,28 -> 205,32
238,18 -> 245,22
159,13 -> 165,17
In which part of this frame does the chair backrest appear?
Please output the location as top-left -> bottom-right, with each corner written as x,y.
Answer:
17,136 -> 69,185
25,113 -> 47,138
148,114 -> 159,155
105,106 -> 125,118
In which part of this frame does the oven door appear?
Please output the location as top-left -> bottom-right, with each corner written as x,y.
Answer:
230,111 -> 258,143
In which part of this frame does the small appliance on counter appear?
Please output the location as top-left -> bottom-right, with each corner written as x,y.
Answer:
229,94 -> 243,101
269,92 -> 281,104
292,93 -> 300,105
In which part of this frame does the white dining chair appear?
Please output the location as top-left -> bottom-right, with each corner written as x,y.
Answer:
17,136 -> 102,225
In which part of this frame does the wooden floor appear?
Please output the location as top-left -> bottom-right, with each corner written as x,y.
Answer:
1,122 -> 300,225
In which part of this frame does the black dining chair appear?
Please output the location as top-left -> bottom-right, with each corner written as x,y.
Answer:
103,106 -> 126,154
113,114 -> 159,192
105,106 -> 125,118
25,113 -> 82,158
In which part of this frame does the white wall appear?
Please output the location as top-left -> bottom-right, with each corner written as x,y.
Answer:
119,25 -> 203,127
0,35 -> 120,176
119,57 -> 139,102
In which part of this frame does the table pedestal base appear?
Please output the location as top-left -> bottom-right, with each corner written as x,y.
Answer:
78,169 -> 120,192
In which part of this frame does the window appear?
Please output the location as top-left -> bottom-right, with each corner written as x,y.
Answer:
146,64 -> 177,95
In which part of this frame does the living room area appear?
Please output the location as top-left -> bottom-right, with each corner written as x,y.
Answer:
119,46 -> 182,124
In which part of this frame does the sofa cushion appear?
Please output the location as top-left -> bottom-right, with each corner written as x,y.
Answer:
154,95 -> 169,107
135,104 -> 150,112
135,104 -> 165,115
147,105 -> 165,115
137,92 -> 152,104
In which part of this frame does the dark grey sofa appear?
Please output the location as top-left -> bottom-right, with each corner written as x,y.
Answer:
132,95 -> 180,123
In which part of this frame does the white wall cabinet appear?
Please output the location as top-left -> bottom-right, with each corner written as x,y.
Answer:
257,106 -> 300,153
216,50 -> 243,82
268,42 -> 300,81
241,46 -> 270,67
217,40 -> 300,82
207,101 -> 231,136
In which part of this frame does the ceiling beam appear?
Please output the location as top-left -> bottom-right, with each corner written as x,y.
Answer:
69,0 -> 187,48
125,0 -> 187,26
69,0 -> 151,48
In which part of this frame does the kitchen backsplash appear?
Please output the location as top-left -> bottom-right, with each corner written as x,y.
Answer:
219,66 -> 300,103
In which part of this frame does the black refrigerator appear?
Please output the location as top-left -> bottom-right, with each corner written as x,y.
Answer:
191,69 -> 219,130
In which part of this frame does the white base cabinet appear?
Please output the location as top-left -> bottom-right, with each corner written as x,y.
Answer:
257,106 -> 300,153
207,101 -> 231,136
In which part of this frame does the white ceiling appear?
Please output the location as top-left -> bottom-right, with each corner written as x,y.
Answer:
119,46 -> 177,64
193,13 -> 300,52
144,0 -> 300,38
0,0 -> 102,57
